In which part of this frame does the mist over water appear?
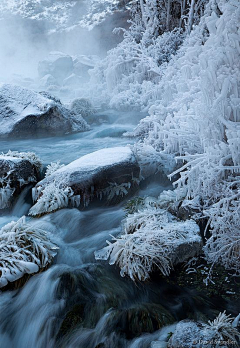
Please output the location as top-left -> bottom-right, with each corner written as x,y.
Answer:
0,1 -> 128,84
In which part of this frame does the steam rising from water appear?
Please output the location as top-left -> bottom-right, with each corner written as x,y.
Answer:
0,1 -> 128,84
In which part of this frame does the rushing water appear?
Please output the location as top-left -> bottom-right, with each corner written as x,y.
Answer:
0,110 -> 143,165
0,110 -> 239,348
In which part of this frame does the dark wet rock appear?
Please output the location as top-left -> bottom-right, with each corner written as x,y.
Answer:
0,84 -> 89,138
55,264 -> 175,345
57,304 -> 85,340
0,152 -> 42,209
108,304 -> 175,339
30,147 -> 140,216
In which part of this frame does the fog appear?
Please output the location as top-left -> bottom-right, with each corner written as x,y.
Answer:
0,0 -> 129,83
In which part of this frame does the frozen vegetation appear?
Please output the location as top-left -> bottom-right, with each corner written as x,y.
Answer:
0,216 -> 57,288
0,0 -> 128,31
95,201 -> 202,281
91,0 -> 240,276
168,311 -> 240,348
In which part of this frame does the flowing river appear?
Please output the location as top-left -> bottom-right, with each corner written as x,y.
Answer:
0,110 -> 239,348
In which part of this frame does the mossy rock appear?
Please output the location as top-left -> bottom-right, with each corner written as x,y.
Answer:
57,304 -> 85,340
104,303 -> 175,339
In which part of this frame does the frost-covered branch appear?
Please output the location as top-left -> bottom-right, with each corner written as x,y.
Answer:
30,182 -> 74,216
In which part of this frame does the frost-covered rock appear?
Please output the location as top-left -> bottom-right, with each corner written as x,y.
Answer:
168,312 -> 240,348
63,73 -> 81,87
39,74 -> 59,89
95,205 -> 202,281
70,98 -> 96,122
0,216 -> 58,288
30,147 -> 140,216
73,55 -> 99,80
0,84 -> 89,138
38,51 -> 74,81
0,151 -> 42,209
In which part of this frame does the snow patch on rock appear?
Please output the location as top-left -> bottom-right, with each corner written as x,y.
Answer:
0,84 -> 89,138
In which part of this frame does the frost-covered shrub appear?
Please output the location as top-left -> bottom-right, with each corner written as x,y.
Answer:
93,0 -> 239,274
0,216 -> 57,288
30,182 -> 74,216
130,0 -> 240,272
45,161 -> 65,177
101,182 -> 132,201
124,196 -> 144,215
169,311 -> 240,348
208,311 -> 240,343
70,98 -> 95,118
89,28 -> 184,110
203,198 -> 240,273
95,206 -> 201,281
88,0 -> 210,110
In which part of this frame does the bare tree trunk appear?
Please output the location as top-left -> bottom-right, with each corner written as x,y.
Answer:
180,0 -> 186,28
140,0 -> 147,28
187,0 -> 196,34
166,0 -> 171,31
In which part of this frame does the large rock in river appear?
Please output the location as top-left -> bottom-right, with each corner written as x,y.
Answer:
38,51 -> 74,81
29,147 -> 140,216
0,84 -> 89,138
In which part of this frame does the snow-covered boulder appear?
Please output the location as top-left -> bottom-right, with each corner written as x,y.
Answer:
73,55 -> 99,80
0,151 -> 42,209
0,84 -> 89,138
38,51 -> 74,81
39,74 -> 59,89
0,216 -> 58,289
95,206 -> 202,281
168,312 -> 240,348
29,147 -> 140,216
63,73 -> 81,87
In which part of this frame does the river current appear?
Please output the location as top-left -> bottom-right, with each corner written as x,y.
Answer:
0,110 -> 239,348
